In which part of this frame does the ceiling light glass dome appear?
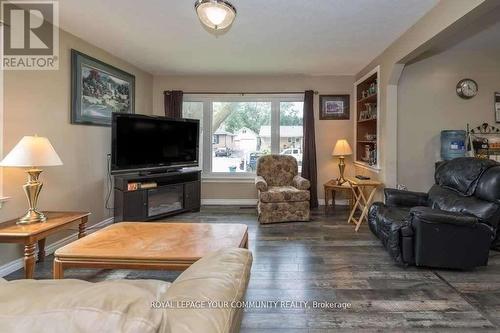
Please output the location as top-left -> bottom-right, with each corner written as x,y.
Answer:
195,0 -> 236,31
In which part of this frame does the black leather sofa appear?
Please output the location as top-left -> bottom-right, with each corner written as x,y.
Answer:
368,157 -> 500,269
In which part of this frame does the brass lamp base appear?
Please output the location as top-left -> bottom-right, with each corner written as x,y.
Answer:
18,168 -> 46,225
337,156 -> 346,185
18,210 -> 46,224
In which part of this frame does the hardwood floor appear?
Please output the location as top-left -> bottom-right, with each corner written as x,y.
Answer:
5,206 -> 500,332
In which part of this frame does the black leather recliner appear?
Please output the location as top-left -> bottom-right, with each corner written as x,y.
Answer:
368,157 -> 500,269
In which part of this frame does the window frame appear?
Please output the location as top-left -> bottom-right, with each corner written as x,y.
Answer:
0,56 -> 7,207
183,94 -> 304,180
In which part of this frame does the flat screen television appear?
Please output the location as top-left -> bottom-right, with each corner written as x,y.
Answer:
111,113 -> 199,174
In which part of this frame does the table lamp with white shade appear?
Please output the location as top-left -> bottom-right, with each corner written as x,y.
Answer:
0,136 -> 63,224
332,139 -> 352,185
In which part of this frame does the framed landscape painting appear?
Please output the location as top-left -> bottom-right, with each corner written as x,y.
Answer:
319,94 -> 350,120
71,49 -> 135,126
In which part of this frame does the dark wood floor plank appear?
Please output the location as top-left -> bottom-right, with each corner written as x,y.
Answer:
4,205 -> 499,331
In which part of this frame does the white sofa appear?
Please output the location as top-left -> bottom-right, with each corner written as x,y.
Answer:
0,248 -> 252,333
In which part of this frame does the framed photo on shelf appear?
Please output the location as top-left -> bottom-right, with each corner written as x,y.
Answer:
319,94 -> 350,120
71,49 -> 135,126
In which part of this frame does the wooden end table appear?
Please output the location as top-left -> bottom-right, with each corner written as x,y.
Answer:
346,177 -> 382,232
0,212 -> 90,278
323,179 -> 356,214
53,222 -> 248,279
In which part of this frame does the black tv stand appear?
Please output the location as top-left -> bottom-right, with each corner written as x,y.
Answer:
113,169 -> 201,222
138,168 -> 182,176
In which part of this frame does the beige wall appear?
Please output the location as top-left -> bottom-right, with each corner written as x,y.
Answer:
0,29 -> 153,267
354,0 -> 493,189
153,75 -> 355,201
398,37 -> 500,191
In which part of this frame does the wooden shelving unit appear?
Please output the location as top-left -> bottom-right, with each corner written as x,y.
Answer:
357,118 -> 377,124
354,67 -> 380,170
356,94 -> 377,104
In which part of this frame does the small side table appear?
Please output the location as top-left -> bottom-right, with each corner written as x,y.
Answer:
0,211 -> 90,279
323,179 -> 356,214
346,177 -> 382,232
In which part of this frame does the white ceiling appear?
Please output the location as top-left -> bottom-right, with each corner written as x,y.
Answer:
58,0 -> 439,75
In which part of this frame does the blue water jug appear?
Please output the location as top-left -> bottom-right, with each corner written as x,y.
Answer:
441,130 -> 466,160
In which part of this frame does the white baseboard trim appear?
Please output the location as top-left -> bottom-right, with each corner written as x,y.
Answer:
201,199 -> 349,206
202,199 -> 257,206
319,199 -> 349,206
0,258 -> 23,279
0,217 -> 114,278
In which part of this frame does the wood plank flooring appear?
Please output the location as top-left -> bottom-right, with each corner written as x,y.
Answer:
5,206 -> 500,332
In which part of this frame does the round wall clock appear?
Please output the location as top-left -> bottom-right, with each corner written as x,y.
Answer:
456,79 -> 478,99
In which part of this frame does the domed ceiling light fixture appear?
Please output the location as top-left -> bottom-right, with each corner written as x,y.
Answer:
195,0 -> 237,32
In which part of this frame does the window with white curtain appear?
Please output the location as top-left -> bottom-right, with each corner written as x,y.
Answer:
182,94 -> 304,178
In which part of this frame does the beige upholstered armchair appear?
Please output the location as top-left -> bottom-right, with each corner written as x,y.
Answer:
255,155 -> 311,224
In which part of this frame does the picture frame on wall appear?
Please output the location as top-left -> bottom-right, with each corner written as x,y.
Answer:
495,92 -> 500,123
71,49 -> 135,126
319,95 -> 350,120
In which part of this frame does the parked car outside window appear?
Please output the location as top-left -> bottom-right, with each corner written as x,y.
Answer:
215,147 -> 231,157
280,148 -> 302,163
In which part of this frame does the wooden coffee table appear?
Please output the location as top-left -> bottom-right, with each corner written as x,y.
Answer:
53,222 -> 248,279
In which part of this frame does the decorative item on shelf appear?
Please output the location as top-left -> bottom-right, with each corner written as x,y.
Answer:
359,110 -> 368,121
495,92 -> 500,123
195,0 -> 237,33
360,85 -> 376,102
361,144 -> 377,166
369,148 -> 377,166
469,122 -> 500,135
360,103 -> 377,120
489,138 -> 500,148
367,103 -> 376,116
364,103 -> 371,114
0,136 -> 63,224
472,137 -> 490,159
127,182 -> 139,191
332,139 -> 352,185
365,134 -> 376,141
140,182 -> 158,189
320,95 -> 350,120
71,49 -> 135,126
468,123 -> 500,161
363,145 -> 371,161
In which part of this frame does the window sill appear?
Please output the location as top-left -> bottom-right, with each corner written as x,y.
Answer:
202,176 -> 255,183
354,161 -> 381,173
